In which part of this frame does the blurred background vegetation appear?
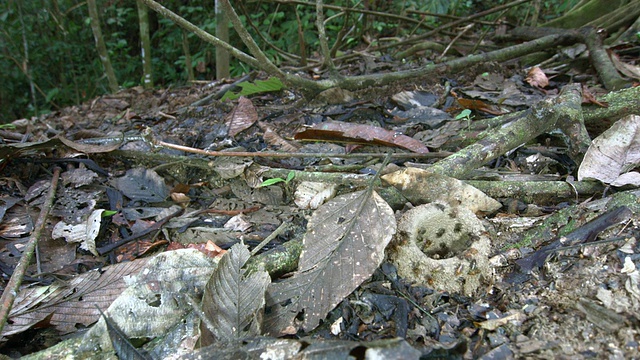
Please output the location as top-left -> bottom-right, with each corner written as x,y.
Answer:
0,0 -> 579,122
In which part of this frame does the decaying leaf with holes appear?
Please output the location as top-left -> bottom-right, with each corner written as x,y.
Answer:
388,201 -> 492,296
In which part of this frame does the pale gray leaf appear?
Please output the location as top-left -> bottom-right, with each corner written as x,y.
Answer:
113,168 -> 169,203
265,190 -> 396,334
201,243 -> 270,345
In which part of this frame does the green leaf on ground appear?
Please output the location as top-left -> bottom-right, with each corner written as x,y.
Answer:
221,77 -> 285,101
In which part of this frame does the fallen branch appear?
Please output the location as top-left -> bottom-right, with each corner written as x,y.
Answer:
581,26 -> 630,91
0,167 -> 61,334
515,206 -> 632,273
429,84 -> 584,179
468,179 -> 605,205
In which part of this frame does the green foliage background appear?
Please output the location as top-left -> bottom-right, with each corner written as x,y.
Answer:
0,0 -> 577,122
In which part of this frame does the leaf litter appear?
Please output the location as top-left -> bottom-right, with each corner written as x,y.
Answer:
1,32 -> 640,360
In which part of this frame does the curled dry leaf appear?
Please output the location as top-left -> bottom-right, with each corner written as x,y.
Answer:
525,66 -> 549,89
170,192 -> 190,206
581,84 -> 608,107
578,115 -> 640,186
294,181 -> 338,209
381,167 -> 502,214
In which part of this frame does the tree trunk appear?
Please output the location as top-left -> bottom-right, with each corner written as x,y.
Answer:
137,0 -> 154,89
86,0 -> 118,93
16,1 -> 38,114
215,0 -> 230,79
182,30 -> 195,82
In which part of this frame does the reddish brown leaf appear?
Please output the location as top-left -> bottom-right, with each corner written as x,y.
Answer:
258,121 -> 301,152
179,240 -> 227,258
171,183 -> 191,194
456,98 -> 504,115
581,84 -> 609,108
116,239 -> 168,262
226,96 -> 258,137
293,121 -> 429,153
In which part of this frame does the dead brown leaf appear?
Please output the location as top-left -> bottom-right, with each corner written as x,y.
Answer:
293,121 -> 429,153
226,96 -> 258,137
525,66 -> 549,89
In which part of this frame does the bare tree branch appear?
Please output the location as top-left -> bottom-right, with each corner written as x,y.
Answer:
140,0 -> 261,70
139,0 -> 579,98
219,0 -> 285,78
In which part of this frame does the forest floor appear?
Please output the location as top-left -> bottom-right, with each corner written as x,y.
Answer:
1,53 -> 639,359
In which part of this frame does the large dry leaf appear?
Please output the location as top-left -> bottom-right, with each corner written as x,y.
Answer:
226,96 -> 258,137
0,136 -> 121,165
578,115 -> 640,186
200,243 -> 270,346
264,189 -> 396,335
293,120 -> 429,153
82,249 -> 220,353
3,260 -> 147,337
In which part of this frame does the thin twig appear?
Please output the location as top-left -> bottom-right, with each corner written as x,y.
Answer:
219,0 -> 285,79
143,127 -> 449,159
0,167 -> 61,334
270,0 -> 435,28
438,23 -> 474,61
140,0 -> 262,70
334,0 -> 533,62
238,2 -> 309,65
251,222 -> 290,256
